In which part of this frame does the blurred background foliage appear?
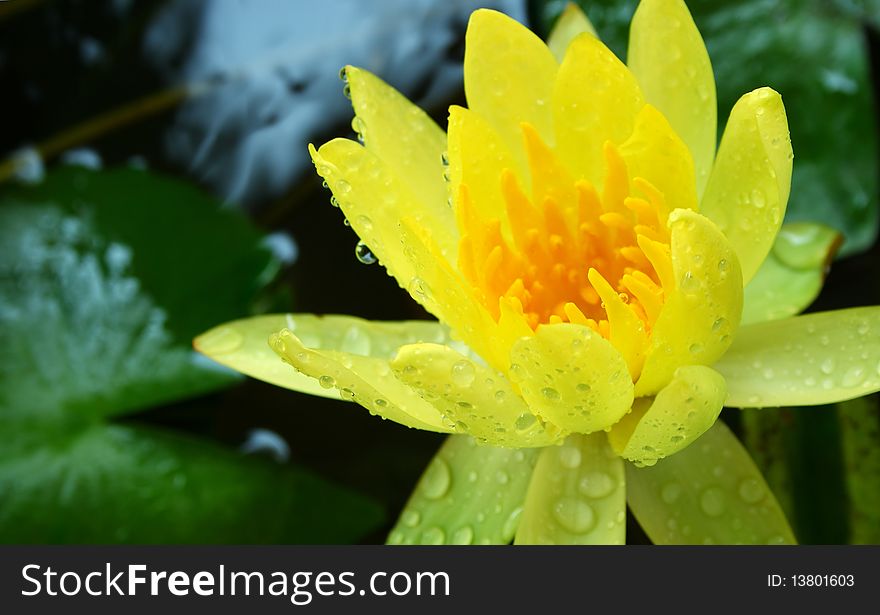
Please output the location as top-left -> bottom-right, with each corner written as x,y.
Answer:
0,0 -> 877,543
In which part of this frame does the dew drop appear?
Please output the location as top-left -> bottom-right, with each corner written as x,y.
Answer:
576,382 -> 591,393
450,525 -> 474,545
578,471 -> 615,499
355,241 -> 377,265
717,259 -> 729,272
552,498 -> 596,534
495,470 -> 510,485
700,487 -> 726,517
421,458 -> 451,500
558,445 -> 582,469
336,179 -> 351,194
841,365 -> 866,387
689,342 -> 703,355
820,358 -> 835,375
737,478 -> 765,504
541,387 -> 561,401
419,526 -> 445,545
750,188 -> 766,208
515,413 -> 536,430
661,482 -> 682,504
451,360 -> 476,387
318,375 -> 336,389
401,509 -> 421,528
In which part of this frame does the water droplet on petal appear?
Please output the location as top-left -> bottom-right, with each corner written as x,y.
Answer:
737,478 -> 765,504
578,471 -> 615,499
419,526 -> 445,545
421,458 -> 451,500
558,445 -> 582,469
541,387 -> 560,401
450,525 -> 474,545
451,360 -> 476,387
552,498 -> 596,534
318,375 -> 336,389
401,509 -> 421,528
661,482 -> 682,504
700,487 -> 726,517
355,241 -> 377,265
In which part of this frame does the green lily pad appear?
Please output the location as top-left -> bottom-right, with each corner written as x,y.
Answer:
531,0 -> 878,255
0,167 -> 381,543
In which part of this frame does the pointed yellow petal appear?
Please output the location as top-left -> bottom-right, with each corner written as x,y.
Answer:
609,365 -> 726,466
553,33 -> 644,185
387,435 -> 539,545
310,139 -> 457,282
392,343 -> 564,448
700,88 -> 793,284
268,319 -> 454,433
743,223 -> 842,325
196,314 -> 457,431
547,2 -> 597,62
447,105 -> 521,230
588,268 -> 648,378
345,66 -> 451,227
626,421 -> 796,544
397,216 -> 508,372
509,323 -> 634,433
515,433 -> 626,544
628,0 -> 716,196
464,9 -> 558,172
715,307 -> 880,408
618,105 -> 698,215
636,209 -> 743,396
195,315 -> 346,400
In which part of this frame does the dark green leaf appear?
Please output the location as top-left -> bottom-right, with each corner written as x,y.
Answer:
0,423 -> 382,543
0,166 -> 382,543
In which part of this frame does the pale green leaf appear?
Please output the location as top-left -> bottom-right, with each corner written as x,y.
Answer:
716,307 -> 880,408
626,421 -> 796,544
387,435 -> 539,544
516,433 -> 626,544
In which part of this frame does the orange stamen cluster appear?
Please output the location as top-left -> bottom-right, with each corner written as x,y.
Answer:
456,123 -> 674,348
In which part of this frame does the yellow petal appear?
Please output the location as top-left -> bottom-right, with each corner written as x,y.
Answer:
618,104 -> 698,215
547,3 -> 597,62
700,88 -> 793,284
447,105 -> 521,229
310,139 -> 457,291
345,66 -> 452,232
715,307 -> 880,408
553,32 -> 644,186
515,433 -> 626,544
509,323 -> 634,433
387,435 -> 539,545
397,216 -> 507,371
626,421 -> 796,544
609,365 -> 727,466
636,209 -> 743,396
628,0 -> 716,196
392,343 -> 564,447
464,9 -> 558,172
268,316 -> 456,433
195,315 -> 343,401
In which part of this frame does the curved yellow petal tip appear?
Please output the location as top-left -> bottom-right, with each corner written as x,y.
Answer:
701,86 -> 792,285
548,3 -> 598,62
610,365 -> 727,466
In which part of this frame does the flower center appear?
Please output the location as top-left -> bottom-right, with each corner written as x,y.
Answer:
456,123 -> 675,377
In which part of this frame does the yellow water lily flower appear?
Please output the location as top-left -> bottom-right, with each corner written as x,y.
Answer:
196,0 -> 880,544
